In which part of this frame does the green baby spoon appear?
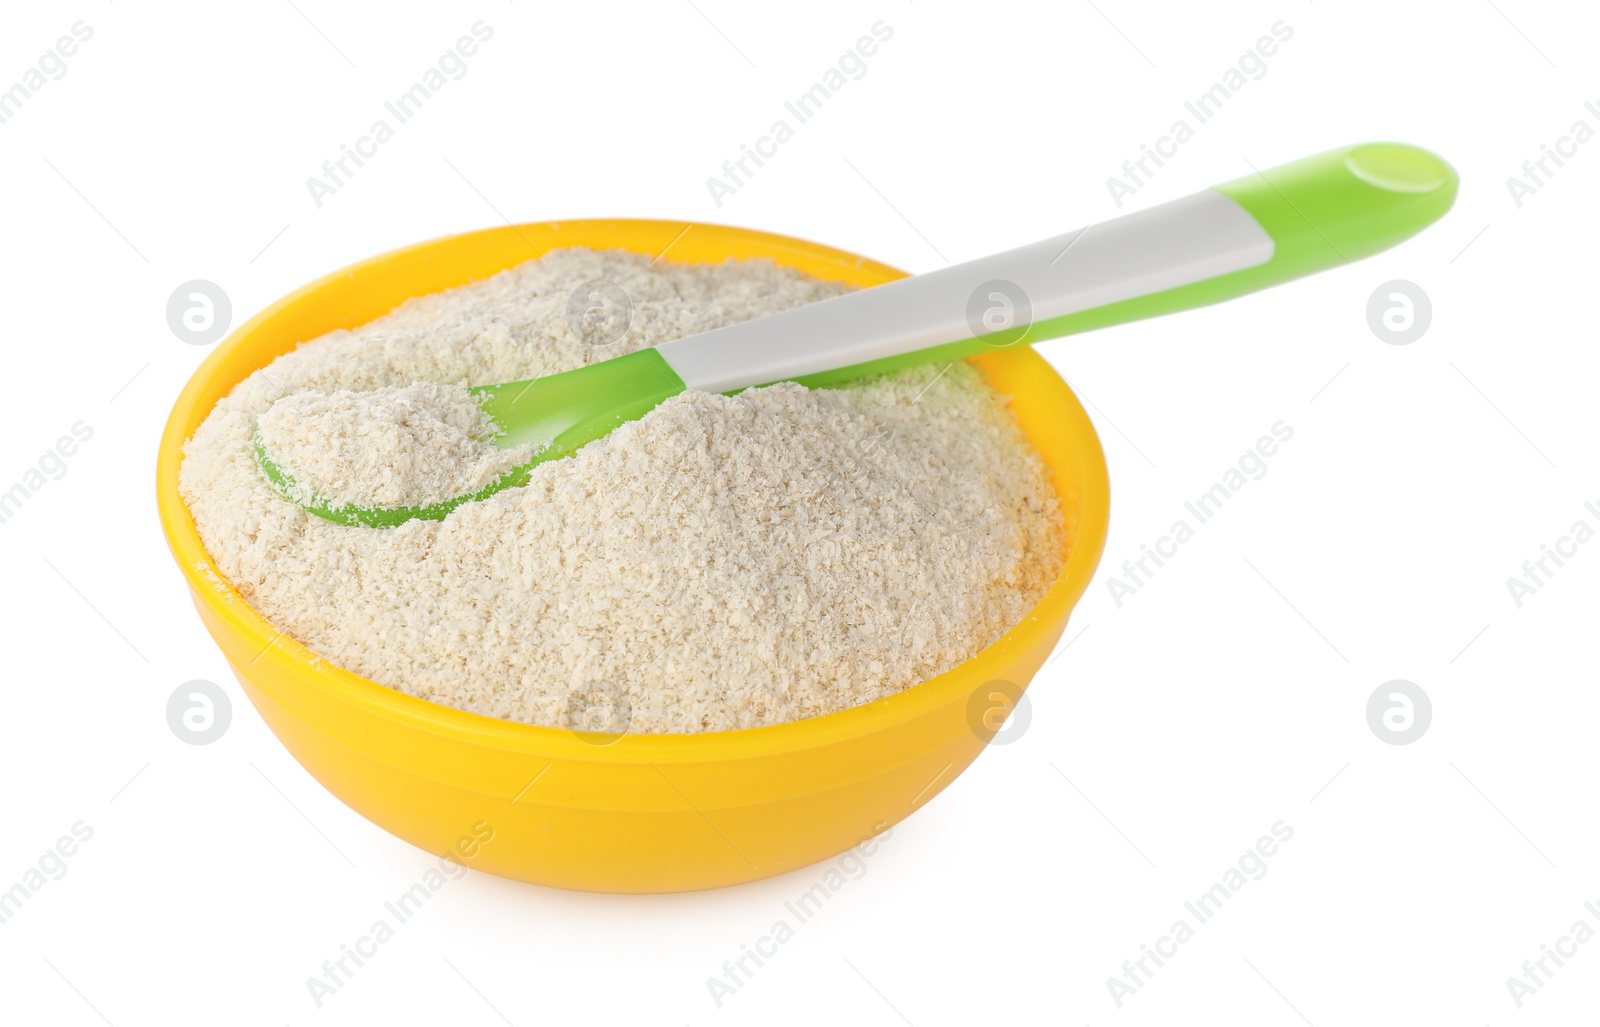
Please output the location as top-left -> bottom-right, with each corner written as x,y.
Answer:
257,142 -> 1457,527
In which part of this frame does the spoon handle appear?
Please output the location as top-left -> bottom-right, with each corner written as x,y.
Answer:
654,142 -> 1456,394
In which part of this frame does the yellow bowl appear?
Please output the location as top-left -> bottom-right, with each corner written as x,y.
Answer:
156,220 -> 1110,893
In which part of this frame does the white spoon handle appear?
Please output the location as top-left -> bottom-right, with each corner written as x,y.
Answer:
654,143 -> 1458,393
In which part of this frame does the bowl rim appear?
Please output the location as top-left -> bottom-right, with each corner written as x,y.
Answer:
156,219 -> 1110,764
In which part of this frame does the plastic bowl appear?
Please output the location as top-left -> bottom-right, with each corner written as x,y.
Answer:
156,220 -> 1109,893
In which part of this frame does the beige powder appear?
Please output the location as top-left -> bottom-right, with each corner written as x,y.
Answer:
254,381 -> 533,510
179,248 -> 1066,733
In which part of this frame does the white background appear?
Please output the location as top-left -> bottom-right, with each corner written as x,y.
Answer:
1,0 -> 1595,1023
